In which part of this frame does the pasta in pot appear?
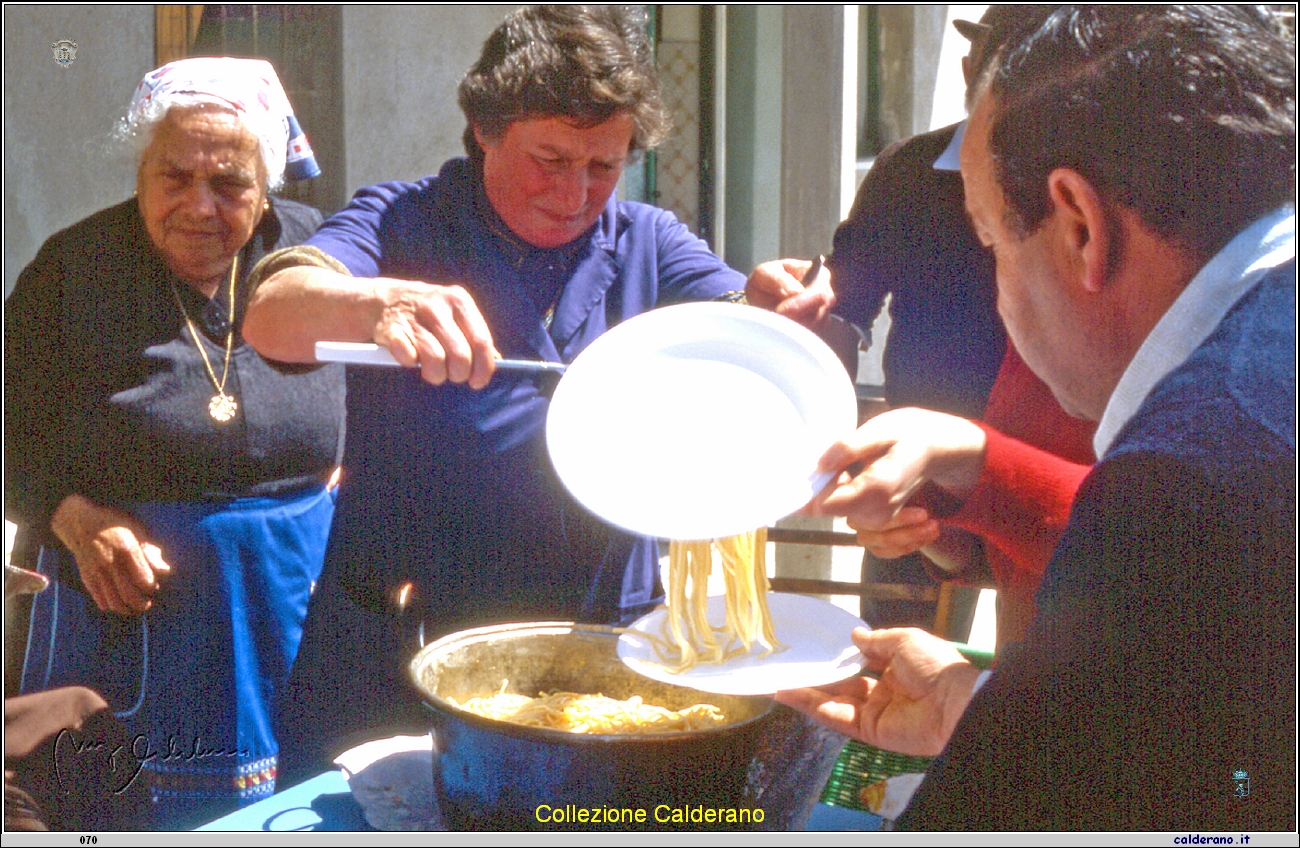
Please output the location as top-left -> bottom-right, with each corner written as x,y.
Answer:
450,530 -> 785,732
451,682 -> 726,734
655,528 -> 785,673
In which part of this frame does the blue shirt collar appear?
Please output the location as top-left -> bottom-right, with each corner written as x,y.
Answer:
932,121 -> 966,172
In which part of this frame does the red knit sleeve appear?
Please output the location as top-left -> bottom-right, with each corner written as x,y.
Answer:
946,422 -> 1092,576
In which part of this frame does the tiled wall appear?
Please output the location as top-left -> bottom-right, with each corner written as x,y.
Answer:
656,6 -> 703,237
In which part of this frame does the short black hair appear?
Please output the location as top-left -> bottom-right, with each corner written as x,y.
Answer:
458,5 -> 669,162
963,5 -> 1063,108
982,5 -> 1296,259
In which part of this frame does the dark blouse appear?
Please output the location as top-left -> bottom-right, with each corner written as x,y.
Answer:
4,197 -> 345,545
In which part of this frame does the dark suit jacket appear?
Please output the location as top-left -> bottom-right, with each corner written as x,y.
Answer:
901,263 -> 1297,830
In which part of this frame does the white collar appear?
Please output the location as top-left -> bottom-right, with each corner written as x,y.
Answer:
1093,206 -> 1296,458
932,121 -> 966,172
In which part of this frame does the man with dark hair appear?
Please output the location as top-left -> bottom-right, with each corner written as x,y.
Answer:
987,5 -> 1295,259
783,5 -> 1295,829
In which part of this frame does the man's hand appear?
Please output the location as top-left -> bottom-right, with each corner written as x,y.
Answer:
744,258 -> 836,331
774,627 -> 981,756
806,407 -> 988,533
50,494 -> 171,615
371,278 -> 500,389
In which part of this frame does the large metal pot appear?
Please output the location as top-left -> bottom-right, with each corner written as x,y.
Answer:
409,621 -> 846,831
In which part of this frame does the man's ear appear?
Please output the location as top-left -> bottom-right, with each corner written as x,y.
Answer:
1046,168 -> 1110,294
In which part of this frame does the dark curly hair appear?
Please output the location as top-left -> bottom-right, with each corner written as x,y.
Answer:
981,5 -> 1296,260
458,5 -> 670,163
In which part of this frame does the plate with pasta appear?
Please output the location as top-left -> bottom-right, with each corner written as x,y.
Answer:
618,592 -> 868,696
545,302 -> 857,542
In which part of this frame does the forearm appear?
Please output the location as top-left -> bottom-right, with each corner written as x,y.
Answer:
49,493 -> 168,614
244,262 -> 387,363
924,416 -> 988,501
243,247 -> 498,387
945,423 -> 1091,575
49,493 -> 105,552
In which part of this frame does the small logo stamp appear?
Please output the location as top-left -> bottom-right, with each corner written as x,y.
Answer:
1232,768 -> 1250,799
51,38 -> 77,69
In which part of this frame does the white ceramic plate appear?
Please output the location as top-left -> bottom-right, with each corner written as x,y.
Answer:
617,593 -> 867,696
545,302 -> 858,541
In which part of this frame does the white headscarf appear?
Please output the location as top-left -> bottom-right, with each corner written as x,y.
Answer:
127,57 -> 320,189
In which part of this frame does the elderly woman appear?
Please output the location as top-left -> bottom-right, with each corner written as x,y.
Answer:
4,58 -> 344,827
240,5 -> 762,782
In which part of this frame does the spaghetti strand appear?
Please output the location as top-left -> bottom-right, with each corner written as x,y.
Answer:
656,528 -> 786,672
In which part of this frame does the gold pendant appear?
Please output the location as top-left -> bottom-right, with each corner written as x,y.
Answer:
209,393 -> 238,422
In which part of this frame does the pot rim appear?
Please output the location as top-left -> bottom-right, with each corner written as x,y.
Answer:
409,620 -> 775,744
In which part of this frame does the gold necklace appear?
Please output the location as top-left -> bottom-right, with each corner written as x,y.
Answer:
170,259 -> 239,422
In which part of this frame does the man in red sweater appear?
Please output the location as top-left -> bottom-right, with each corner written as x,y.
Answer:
751,6 -> 1094,647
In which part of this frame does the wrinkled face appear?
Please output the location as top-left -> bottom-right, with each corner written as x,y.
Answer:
960,94 -> 1093,419
477,114 -> 634,249
137,105 -> 267,291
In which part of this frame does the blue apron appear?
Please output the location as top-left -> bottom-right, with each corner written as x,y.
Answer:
22,486 -> 334,828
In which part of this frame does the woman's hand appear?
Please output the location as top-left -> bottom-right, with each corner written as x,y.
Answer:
244,265 -> 501,389
50,494 -> 171,615
370,277 -> 500,389
774,627 -> 981,756
805,408 -> 988,533
744,258 -> 836,331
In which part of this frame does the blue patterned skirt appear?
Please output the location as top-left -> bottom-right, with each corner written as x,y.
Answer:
22,486 -> 334,829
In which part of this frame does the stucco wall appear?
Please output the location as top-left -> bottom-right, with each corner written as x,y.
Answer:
339,6 -> 522,196
1,6 -> 526,295
3,5 -> 154,296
